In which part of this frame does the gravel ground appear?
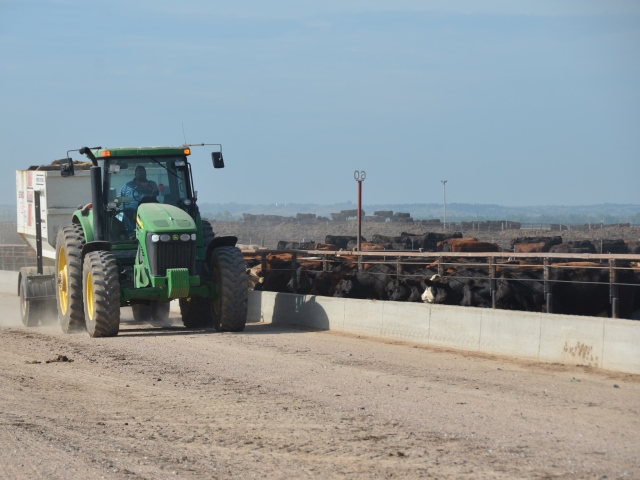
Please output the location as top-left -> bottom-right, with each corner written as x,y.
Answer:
1,294 -> 639,479
210,221 -> 640,251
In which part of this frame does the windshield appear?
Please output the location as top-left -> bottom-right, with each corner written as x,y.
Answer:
106,156 -> 190,207
104,156 -> 191,242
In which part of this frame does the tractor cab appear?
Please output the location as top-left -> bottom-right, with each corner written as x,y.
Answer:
100,149 -> 197,242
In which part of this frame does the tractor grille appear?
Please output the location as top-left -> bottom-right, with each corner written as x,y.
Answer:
146,234 -> 196,276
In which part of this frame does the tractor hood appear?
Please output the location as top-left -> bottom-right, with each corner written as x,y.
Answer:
136,203 -> 196,233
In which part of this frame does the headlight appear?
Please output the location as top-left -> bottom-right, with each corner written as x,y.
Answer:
151,234 -> 160,242
160,234 -> 171,242
190,233 -> 197,241
183,199 -> 192,206
180,233 -> 191,241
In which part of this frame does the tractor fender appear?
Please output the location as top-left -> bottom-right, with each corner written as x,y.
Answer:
72,210 -> 95,243
205,235 -> 238,264
81,241 -> 112,262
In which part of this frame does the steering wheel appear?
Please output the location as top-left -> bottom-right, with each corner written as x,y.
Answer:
132,184 -> 155,202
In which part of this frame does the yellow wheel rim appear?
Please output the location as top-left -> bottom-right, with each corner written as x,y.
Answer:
57,247 -> 68,315
85,271 -> 95,322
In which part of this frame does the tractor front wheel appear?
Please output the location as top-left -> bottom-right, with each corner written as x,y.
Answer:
179,297 -> 213,328
132,301 -> 171,324
151,301 -> 170,323
210,247 -> 248,332
83,251 -> 120,337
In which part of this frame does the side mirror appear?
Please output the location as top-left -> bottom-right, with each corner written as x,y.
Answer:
212,152 -> 224,169
58,158 -> 75,177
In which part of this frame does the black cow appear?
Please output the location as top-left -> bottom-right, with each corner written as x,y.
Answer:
595,239 -> 628,254
421,274 -> 466,305
371,234 -> 405,245
308,271 -> 344,297
334,265 -> 394,300
495,267 -> 545,312
548,262 -> 636,318
461,279 -> 492,308
325,235 -> 361,249
287,267 -> 315,294
386,278 -> 425,302
550,240 -> 596,254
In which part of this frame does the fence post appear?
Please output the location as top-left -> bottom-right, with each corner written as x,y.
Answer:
609,258 -> 619,318
261,252 -> 267,277
544,257 -> 553,314
291,252 -> 298,294
489,256 -> 496,309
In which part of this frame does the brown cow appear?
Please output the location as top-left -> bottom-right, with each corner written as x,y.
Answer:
438,238 -> 499,253
514,242 -> 547,253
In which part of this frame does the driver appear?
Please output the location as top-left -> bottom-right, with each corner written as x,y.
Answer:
120,165 -> 159,207
118,165 -> 158,237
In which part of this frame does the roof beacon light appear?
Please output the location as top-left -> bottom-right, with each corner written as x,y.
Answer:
100,150 -> 111,157
183,148 -> 191,155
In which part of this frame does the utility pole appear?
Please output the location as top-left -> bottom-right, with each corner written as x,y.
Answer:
441,180 -> 447,230
354,170 -> 366,270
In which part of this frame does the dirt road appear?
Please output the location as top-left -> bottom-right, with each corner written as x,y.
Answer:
1,294 -> 638,479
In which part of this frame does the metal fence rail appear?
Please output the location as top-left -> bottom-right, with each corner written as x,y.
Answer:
0,244 -> 37,271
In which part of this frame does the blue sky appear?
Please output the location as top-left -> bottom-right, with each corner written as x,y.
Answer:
1,1 -> 638,207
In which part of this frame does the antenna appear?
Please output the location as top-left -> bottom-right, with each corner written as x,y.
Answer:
181,123 -> 187,145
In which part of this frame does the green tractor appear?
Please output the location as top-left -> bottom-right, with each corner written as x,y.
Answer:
54,144 -> 248,337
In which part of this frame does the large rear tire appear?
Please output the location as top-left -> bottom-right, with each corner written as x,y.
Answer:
55,225 -> 86,333
202,219 -> 214,249
210,247 -> 248,332
179,297 -> 213,328
83,251 -> 120,337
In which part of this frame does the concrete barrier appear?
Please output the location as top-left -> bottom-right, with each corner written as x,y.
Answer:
248,290 -> 640,375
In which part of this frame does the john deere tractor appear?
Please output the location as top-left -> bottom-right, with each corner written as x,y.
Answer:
54,144 -> 248,337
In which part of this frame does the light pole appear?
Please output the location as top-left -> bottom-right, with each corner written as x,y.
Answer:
441,180 -> 447,230
354,171 -> 366,272
354,170 -> 366,255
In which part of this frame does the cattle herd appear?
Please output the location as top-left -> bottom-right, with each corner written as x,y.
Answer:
243,232 -> 640,320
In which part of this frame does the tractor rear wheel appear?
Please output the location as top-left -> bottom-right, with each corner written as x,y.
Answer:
83,251 -> 120,337
202,219 -> 214,249
179,297 -> 213,328
210,247 -> 248,332
55,225 -> 86,333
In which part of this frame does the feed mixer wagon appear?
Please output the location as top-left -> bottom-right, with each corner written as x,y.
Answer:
16,144 -> 248,337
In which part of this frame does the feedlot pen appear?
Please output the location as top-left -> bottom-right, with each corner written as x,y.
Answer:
243,249 -> 640,320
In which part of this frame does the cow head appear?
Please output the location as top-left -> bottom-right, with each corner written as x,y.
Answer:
421,275 -> 465,305
334,275 -> 355,298
386,279 -> 410,301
